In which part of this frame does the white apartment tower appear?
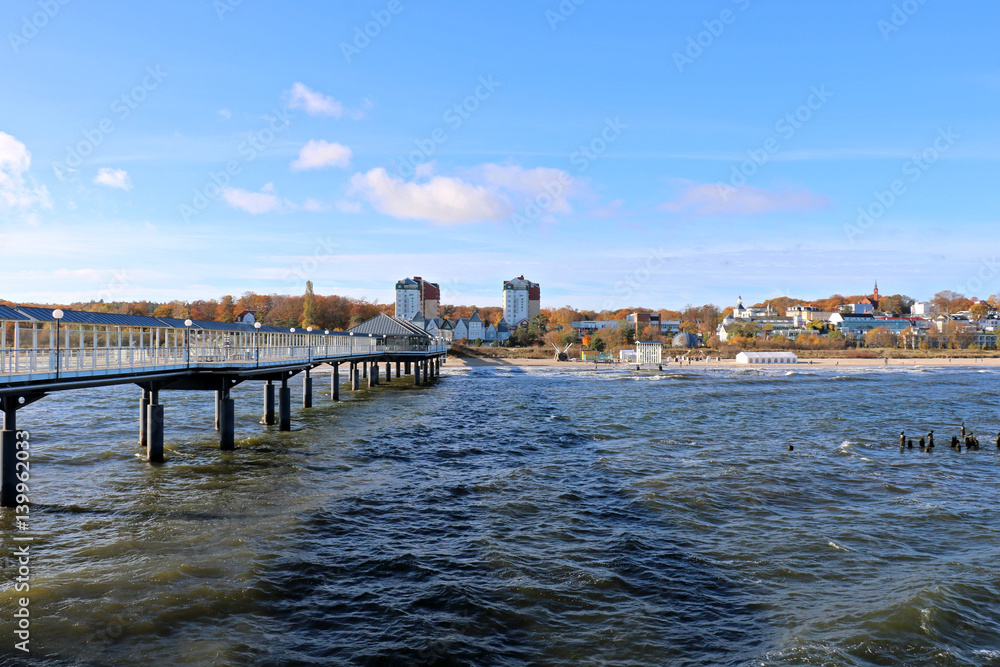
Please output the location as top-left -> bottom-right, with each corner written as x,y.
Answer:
502,275 -> 540,327
395,277 -> 441,320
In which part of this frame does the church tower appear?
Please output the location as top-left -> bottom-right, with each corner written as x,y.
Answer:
873,281 -> 880,308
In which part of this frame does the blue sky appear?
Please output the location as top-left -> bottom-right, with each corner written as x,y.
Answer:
2,0 -> 999,311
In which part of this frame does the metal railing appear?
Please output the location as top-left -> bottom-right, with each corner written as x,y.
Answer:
1,320 -> 448,385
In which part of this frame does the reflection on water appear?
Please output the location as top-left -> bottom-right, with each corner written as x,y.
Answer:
2,365 -> 1000,665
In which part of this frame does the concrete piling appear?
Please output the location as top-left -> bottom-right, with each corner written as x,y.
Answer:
262,380 -> 275,425
220,388 -> 235,451
414,360 -> 421,385
147,390 -> 164,463
303,369 -> 313,408
386,362 -> 392,381
396,361 -> 401,377
215,390 -> 223,431
352,365 -> 360,391
332,364 -> 340,401
1,402 -> 18,507
405,361 -> 411,375
279,378 -> 291,431
139,388 -> 150,447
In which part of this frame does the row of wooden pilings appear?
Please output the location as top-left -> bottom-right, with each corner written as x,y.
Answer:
135,356 -> 444,463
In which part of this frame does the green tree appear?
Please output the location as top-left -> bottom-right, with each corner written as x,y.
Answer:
301,281 -> 318,328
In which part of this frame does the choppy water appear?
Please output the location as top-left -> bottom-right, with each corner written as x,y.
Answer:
2,363 -> 1000,666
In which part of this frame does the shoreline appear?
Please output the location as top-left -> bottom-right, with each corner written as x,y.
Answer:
444,355 -> 1000,370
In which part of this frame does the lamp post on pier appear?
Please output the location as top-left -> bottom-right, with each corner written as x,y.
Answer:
185,319 -> 193,368
254,321 -> 261,366
53,309 -> 64,379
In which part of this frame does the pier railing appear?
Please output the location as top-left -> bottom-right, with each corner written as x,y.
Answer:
1,318 -> 448,385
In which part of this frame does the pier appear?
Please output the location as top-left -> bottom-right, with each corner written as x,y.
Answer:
0,307 -> 447,507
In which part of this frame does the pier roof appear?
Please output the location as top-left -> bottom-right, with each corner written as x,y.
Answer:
347,314 -> 431,338
0,305 -> 29,320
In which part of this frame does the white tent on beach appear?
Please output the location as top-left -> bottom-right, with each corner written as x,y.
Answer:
735,351 -> 798,365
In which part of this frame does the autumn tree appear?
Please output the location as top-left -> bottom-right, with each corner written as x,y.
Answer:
932,291 -> 970,314
865,326 -> 897,349
189,299 -> 218,321
217,295 -> 236,322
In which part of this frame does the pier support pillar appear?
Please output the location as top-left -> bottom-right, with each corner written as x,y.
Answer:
146,390 -> 164,463
414,360 -> 421,385
352,364 -> 360,391
362,363 -> 368,379
396,361 -> 401,377
219,388 -> 235,451
139,388 -> 150,447
386,362 -> 392,381
214,390 -> 222,431
262,381 -> 275,425
405,361 -> 411,375
332,364 -> 340,401
1,403 -> 18,508
303,369 -> 313,408
369,362 -> 378,388
278,378 -> 291,432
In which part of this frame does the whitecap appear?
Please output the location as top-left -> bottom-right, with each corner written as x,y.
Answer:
827,540 -> 852,551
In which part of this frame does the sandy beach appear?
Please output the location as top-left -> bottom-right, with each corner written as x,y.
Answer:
444,355 -> 1000,370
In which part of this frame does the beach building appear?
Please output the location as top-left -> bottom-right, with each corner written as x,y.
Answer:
636,340 -> 663,365
735,351 -> 798,364
496,318 -> 511,344
572,319 -> 622,337
453,312 -> 485,342
395,277 -> 440,320
502,276 -> 540,328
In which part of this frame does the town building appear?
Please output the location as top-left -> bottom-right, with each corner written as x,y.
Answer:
395,276 -> 441,320
502,276 -> 540,328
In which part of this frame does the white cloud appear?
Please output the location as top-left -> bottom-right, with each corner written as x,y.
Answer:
349,167 -> 511,224
303,198 -> 331,212
0,132 -> 51,210
221,183 -> 284,215
287,82 -> 343,117
346,163 -> 587,225
660,181 -> 829,216
473,163 -> 579,214
94,167 -> 133,190
219,108 -> 232,119
336,199 -> 362,213
291,140 -> 352,170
